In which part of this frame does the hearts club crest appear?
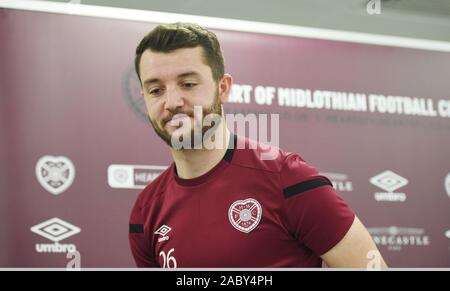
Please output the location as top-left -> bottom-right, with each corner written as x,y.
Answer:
35,155 -> 75,195
228,198 -> 262,233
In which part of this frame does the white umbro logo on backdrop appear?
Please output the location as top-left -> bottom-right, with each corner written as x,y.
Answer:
30,217 -> 81,253
31,217 -> 80,242
370,170 -> 408,192
370,170 -> 408,202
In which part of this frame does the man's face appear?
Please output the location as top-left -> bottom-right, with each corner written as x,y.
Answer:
139,46 -> 223,148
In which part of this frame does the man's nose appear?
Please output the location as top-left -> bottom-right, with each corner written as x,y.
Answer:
164,87 -> 184,112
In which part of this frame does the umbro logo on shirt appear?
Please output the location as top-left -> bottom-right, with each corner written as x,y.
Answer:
155,225 -> 172,243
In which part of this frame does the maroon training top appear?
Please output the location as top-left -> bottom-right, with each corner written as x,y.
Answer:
129,134 -> 355,268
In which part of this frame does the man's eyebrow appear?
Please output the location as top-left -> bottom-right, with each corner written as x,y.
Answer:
177,71 -> 201,79
143,71 -> 201,85
143,78 -> 160,85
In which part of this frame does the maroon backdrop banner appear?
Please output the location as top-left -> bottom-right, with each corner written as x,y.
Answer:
1,8 -> 449,267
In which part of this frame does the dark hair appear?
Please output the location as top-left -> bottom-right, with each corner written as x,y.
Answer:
135,22 -> 225,84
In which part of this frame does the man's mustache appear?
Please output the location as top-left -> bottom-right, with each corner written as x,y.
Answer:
162,111 -> 195,126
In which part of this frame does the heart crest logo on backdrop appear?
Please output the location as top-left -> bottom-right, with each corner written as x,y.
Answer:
35,155 -> 75,195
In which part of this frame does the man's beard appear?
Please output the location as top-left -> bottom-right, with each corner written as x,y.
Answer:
148,90 -> 223,149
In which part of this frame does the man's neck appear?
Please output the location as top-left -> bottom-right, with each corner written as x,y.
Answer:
170,123 -> 231,180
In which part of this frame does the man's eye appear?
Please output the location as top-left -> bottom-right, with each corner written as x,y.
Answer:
182,83 -> 197,88
148,88 -> 161,95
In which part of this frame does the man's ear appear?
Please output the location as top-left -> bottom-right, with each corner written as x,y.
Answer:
219,73 -> 233,103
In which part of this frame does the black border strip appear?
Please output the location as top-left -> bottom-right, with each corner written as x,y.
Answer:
129,224 -> 144,234
283,177 -> 332,198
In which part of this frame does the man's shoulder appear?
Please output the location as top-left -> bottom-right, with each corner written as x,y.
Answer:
232,135 -> 296,174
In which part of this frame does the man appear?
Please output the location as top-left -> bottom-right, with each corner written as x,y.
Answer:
129,23 -> 387,268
